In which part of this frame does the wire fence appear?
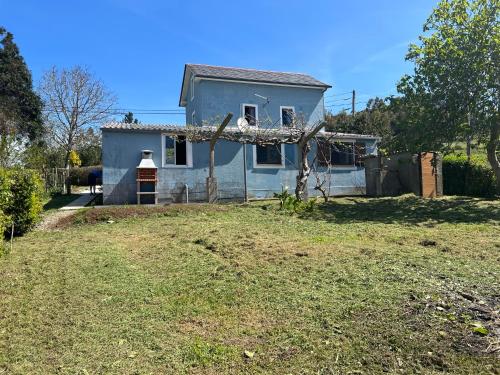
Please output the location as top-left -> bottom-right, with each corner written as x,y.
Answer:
42,168 -> 69,194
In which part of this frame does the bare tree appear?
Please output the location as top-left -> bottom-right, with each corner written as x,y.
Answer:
39,66 -> 116,169
310,138 -> 333,202
294,121 -> 326,201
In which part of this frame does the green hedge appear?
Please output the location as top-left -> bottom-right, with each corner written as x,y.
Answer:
0,169 -> 12,246
0,168 -> 44,238
69,166 -> 102,186
0,208 -> 8,254
443,155 -> 496,197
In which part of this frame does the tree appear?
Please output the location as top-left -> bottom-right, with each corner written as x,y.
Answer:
39,66 -> 116,169
76,127 -> 102,166
0,26 -> 43,166
398,0 -> 500,191
122,112 -> 139,124
294,121 -> 327,201
325,98 -> 395,151
68,150 -> 81,167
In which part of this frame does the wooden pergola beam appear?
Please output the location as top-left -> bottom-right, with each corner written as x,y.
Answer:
207,113 -> 233,202
209,113 -> 233,178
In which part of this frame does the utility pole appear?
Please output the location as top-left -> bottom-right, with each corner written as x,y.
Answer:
351,90 -> 356,115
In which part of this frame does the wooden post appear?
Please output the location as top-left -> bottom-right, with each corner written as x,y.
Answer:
65,166 -> 71,195
243,142 -> 248,202
207,113 -> 233,203
352,90 -> 356,115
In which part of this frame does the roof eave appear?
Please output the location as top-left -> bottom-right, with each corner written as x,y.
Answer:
196,74 -> 331,89
178,64 -> 189,107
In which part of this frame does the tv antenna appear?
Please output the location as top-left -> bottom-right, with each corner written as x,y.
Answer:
254,93 -> 270,105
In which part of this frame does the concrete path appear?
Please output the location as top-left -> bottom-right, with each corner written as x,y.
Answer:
59,193 -> 96,210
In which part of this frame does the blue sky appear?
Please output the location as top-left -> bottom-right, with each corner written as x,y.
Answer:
1,0 -> 438,124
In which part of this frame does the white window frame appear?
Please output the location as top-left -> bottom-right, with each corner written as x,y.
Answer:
190,75 -> 195,101
191,110 -> 196,126
280,106 -> 295,128
161,134 -> 193,168
241,103 -> 258,127
253,143 -> 285,169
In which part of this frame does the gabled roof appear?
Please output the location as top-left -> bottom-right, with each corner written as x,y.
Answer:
179,64 -> 331,106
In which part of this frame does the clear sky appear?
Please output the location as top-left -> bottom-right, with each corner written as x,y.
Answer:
1,0 -> 438,124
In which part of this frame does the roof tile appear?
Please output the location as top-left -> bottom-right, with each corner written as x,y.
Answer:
188,64 -> 331,88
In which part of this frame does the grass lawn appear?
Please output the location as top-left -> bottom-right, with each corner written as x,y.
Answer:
1,196 -> 499,374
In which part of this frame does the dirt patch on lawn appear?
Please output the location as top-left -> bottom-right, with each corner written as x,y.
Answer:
406,283 -> 500,358
36,210 -> 77,231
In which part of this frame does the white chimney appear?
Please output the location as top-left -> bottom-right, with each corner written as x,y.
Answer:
137,150 -> 157,169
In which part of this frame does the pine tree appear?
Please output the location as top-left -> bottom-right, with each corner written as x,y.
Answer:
123,112 -> 139,124
0,26 -> 43,141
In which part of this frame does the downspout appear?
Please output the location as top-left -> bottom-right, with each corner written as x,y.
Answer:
243,142 -> 248,202
185,184 -> 189,204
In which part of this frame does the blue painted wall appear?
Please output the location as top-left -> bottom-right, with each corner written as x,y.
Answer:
103,76 -> 377,204
186,79 -> 325,128
102,129 -> 377,204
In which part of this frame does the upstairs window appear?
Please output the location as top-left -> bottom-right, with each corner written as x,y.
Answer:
255,144 -> 284,166
164,135 -> 188,166
242,104 -> 258,126
280,106 -> 295,127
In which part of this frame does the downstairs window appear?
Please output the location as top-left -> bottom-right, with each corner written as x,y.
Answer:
317,141 -> 360,167
255,144 -> 283,166
164,135 -> 188,166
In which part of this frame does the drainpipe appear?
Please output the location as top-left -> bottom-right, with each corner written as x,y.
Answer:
243,142 -> 248,202
185,184 -> 189,204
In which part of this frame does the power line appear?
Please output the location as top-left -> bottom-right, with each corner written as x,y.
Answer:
42,106 -> 185,112
325,101 -> 367,108
42,108 -> 186,115
324,91 -> 353,97
324,97 -> 351,104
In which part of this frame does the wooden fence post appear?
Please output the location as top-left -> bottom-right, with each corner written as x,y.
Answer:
207,113 -> 233,203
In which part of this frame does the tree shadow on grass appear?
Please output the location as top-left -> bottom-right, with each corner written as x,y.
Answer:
299,195 -> 500,225
43,194 -> 79,211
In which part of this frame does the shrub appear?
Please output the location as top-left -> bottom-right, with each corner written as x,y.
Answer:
0,169 -> 13,243
69,165 -> 102,186
273,189 -> 318,214
443,154 -> 496,197
69,150 -> 82,167
8,169 -> 44,235
0,209 -> 8,254
0,168 -> 44,237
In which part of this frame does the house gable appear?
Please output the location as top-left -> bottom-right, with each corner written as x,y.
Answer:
179,64 -> 331,107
